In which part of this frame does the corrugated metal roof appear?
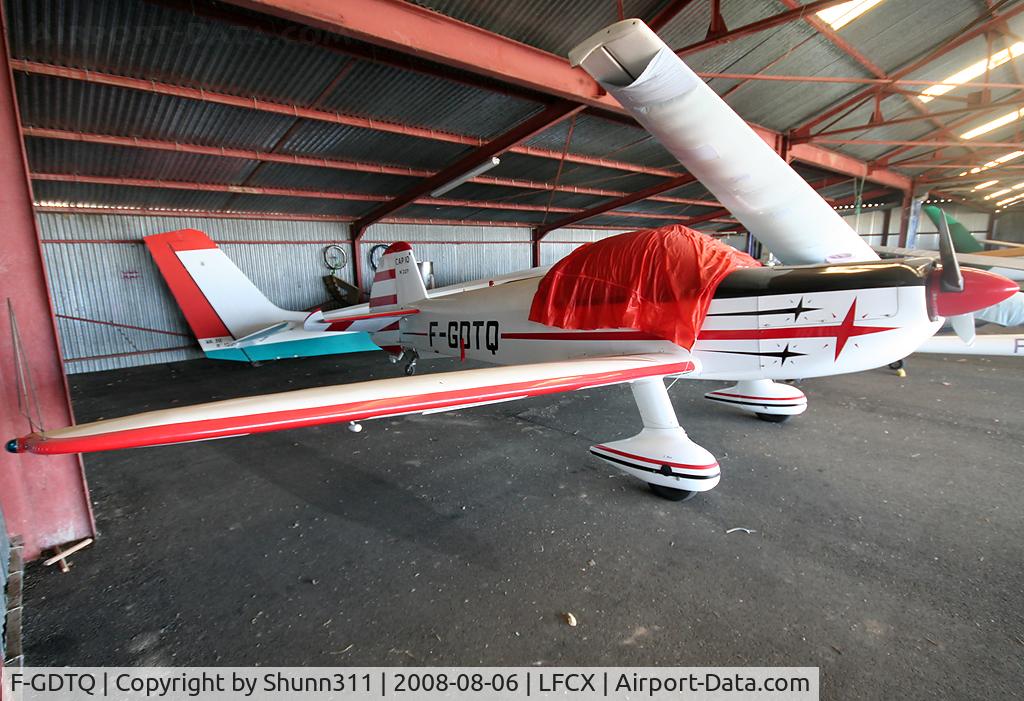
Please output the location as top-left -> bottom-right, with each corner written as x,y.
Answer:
278,119 -> 473,169
33,180 -> 235,210
246,163 -> 416,195
836,0 -> 984,76
25,137 -> 258,183
524,112 -> 680,168
441,182 -> 610,210
11,0 -> 1016,218
491,152 -> 671,191
412,0 -> 665,57
7,0 -> 348,104
317,60 -> 545,139
16,73 -> 295,149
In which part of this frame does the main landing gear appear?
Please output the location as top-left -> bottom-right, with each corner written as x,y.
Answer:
388,349 -> 419,376
404,350 -> 419,376
590,377 -> 720,502
703,379 -> 807,423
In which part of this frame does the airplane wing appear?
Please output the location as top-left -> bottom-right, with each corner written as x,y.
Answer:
914,333 -> 1024,356
874,245 -> 1024,272
8,352 -> 695,456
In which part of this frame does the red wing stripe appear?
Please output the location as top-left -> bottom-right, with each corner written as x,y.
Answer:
698,326 -> 894,341
593,445 -> 719,470
708,391 -> 806,401
20,361 -> 695,455
143,233 -> 230,339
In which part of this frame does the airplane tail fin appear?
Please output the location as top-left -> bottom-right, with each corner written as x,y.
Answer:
368,242 -> 428,309
144,229 -> 294,341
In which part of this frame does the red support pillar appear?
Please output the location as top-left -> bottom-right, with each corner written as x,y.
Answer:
0,7 -> 94,560
897,189 -> 914,247
881,206 -> 892,247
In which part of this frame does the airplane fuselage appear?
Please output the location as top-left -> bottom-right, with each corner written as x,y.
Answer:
391,257 -> 943,381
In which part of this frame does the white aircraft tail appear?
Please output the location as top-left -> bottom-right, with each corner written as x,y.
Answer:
144,229 -> 299,341
369,242 -> 429,309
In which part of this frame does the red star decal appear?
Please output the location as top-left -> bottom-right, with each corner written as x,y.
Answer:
830,298 -> 895,360
697,297 -> 896,361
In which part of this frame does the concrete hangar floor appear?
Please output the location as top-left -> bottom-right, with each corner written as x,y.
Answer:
21,349 -> 1023,699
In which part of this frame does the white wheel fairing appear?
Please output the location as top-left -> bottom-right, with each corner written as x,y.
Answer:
704,379 -> 808,416
589,378 -> 721,494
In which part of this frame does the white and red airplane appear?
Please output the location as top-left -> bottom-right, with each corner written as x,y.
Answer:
6,19 -> 1019,502
143,231 -> 379,362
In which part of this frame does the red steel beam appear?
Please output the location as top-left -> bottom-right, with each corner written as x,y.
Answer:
32,205 -> 648,231
697,73 -> 1024,91
875,87 -> 1024,173
31,171 -> 696,221
813,139 -> 1024,148
788,141 -> 911,190
897,189 -> 914,246
676,0 -> 852,56
783,0 -> 974,162
147,0 -> 547,105
828,187 -> 894,207
223,0 -> 619,111
221,0 -> 911,190
905,162 -> 1024,170
533,173 -> 698,237
799,97 -> 1024,140
796,2 -> 1024,134
23,127 -> 719,207
350,101 -> 583,241
648,0 -> 698,32
35,207 -> 354,222
12,60 -> 682,179
533,170 -> 857,243
0,2 -> 93,561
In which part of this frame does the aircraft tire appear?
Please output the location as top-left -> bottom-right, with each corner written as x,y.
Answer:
755,412 -> 790,423
648,483 -> 698,502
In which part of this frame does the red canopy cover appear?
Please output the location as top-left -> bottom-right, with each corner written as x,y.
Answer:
528,225 -> 761,349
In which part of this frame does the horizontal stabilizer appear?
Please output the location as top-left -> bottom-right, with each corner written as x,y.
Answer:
306,307 -> 419,334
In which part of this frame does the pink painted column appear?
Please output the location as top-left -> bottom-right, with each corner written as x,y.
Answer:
0,9 -> 93,560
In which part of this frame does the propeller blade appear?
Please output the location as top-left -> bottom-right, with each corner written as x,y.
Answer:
950,313 -> 976,346
935,208 -> 964,292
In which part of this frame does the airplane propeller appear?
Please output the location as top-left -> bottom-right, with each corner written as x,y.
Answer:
935,207 -> 974,345
935,208 -> 964,292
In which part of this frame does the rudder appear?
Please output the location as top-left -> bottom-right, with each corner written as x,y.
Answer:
369,242 -> 428,309
144,229 -> 294,341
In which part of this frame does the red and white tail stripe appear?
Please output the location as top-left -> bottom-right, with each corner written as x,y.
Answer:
368,242 -> 428,310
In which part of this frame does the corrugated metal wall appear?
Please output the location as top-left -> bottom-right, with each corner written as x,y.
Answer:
37,214 -> 766,375
361,223 -> 532,288
841,204 -> 991,248
37,213 -> 350,373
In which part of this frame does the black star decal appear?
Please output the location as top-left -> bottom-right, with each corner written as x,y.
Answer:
789,297 -> 817,322
704,343 -> 807,366
707,298 -> 821,320
772,343 -> 805,365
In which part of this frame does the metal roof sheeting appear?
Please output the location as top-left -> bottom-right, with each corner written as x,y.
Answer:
10,0 -> 1019,222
